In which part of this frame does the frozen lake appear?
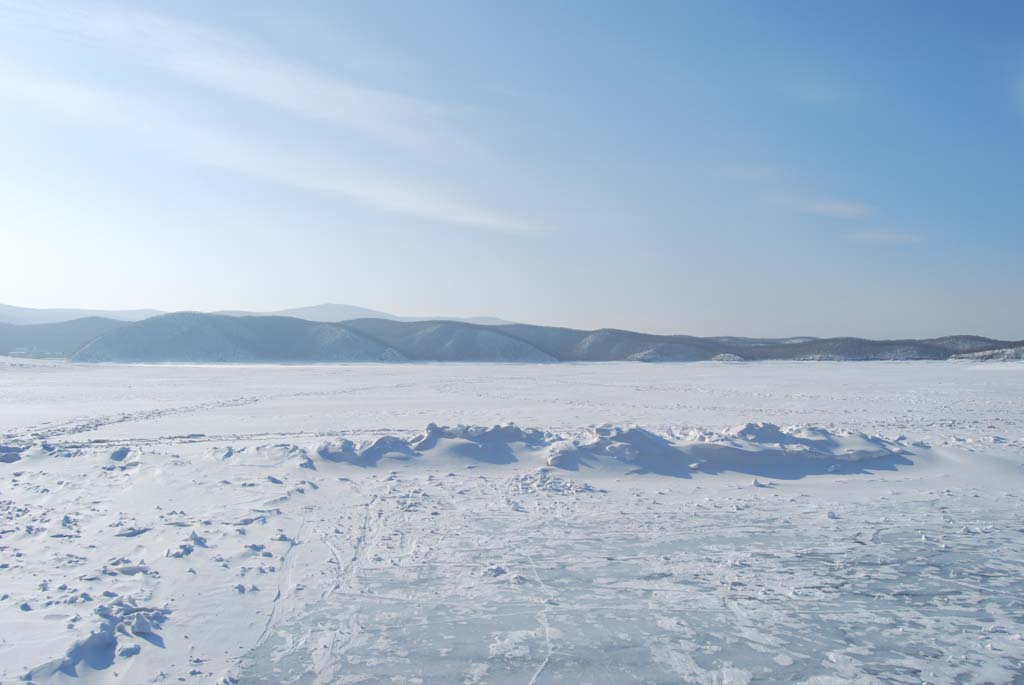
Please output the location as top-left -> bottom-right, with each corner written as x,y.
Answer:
1,359 -> 1022,684
3,358 -> 1023,441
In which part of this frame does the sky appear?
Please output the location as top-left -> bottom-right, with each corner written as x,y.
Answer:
1,0 -> 1022,339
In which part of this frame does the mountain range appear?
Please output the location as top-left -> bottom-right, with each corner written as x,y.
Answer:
0,303 -> 508,327
1,309 -> 1020,363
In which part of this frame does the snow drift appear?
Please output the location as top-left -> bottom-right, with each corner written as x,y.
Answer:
2,422 -> 914,479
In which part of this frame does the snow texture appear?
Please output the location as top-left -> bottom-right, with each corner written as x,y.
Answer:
1,358 -> 1023,684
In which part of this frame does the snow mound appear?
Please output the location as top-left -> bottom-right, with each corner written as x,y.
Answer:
546,425 -> 694,476
316,435 -> 419,467
307,422 -> 911,479
20,442 -> 82,460
723,422 -> 904,460
412,422 -> 548,451
231,444 -> 314,469
0,445 -> 23,463
538,422 -> 907,478
0,422 -> 914,481
22,597 -> 170,681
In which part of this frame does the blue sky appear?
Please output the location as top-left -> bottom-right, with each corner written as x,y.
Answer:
1,0 -> 1022,338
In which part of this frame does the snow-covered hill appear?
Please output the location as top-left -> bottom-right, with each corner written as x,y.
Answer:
0,312 -> 1019,363
952,345 -> 1024,361
72,313 -> 403,363
0,317 -> 127,357
0,302 -> 509,327
0,303 -> 161,325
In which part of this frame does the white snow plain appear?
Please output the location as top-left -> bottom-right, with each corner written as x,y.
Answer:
1,358 -> 1023,684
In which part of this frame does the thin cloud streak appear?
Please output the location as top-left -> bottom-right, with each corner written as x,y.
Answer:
783,77 -> 859,106
0,64 -> 538,233
170,51 -> 443,153
802,199 -> 874,219
848,231 -> 921,245
728,166 -> 875,221
1,1 -> 447,154
1016,65 -> 1024,112
763,191 -> 875,219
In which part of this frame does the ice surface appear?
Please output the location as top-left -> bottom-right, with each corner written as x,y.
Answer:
1,359 -> 1022,683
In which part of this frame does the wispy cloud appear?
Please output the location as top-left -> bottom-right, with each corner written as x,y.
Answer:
724,163 -> 874,221
800,199 -> 874,219
719,164 -> 790,184
783,78 -> 858,106
764,59 -> 861,107
762,191 -> 875,220
0,63 -> 537,232
848,231 -> 921,245
2,1 -> 447,154
1016,62 -> 1024,112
